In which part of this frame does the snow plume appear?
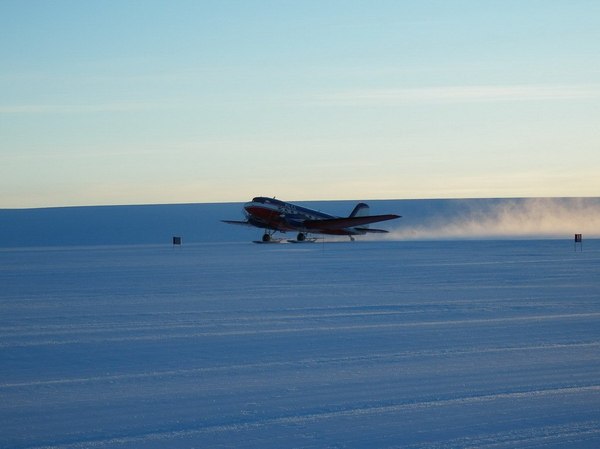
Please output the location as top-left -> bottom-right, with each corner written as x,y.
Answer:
388,198 -> 600,240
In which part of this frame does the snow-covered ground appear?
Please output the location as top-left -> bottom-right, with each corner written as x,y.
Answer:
2,240 -> 599,448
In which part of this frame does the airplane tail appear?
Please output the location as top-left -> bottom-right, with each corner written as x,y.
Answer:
350,203 -> 370,230
349,203 -> 369,218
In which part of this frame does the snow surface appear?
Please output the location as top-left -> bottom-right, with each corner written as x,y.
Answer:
1,240 -> 599,448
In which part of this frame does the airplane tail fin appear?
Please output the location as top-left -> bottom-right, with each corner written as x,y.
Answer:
349,203 -> 369,218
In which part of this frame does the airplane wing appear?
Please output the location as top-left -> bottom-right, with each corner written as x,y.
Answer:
353,227 -> 389,233
221,220 -> 253,227
303,214 -> 400,231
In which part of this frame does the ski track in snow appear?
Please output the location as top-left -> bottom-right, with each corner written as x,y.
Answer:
1,312 -> 600,348
2,341 -> 599,389
25,386 -> 600,449
2,240 -> 600,449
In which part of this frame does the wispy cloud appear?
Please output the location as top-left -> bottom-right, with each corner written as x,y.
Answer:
314,84 -> 600,106
0,102 -> 178,114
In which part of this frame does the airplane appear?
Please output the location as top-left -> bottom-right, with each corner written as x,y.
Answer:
223,197 -> 400,242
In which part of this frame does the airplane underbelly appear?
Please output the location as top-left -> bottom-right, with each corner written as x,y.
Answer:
246,206 -> 293,231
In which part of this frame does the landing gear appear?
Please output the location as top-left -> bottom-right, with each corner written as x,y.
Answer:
255,230 -> 281,243
288,233 -> 317,243
254,230 -> 317,244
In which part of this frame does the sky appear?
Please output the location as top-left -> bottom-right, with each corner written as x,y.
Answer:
1,0 -> 599,208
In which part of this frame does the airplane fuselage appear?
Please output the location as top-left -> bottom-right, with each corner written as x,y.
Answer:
244,197 -> 379,236
223,197 -> 400,241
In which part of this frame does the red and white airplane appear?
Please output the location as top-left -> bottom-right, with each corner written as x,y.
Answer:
223,197 -> 400,242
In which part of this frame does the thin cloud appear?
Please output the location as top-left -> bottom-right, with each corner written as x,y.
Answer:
0,102 -> 178,114
315,84 -> 600,106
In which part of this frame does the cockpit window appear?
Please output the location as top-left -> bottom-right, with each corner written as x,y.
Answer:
251,197 -> 282,205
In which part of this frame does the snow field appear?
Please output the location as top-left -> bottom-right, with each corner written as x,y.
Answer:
1,240 -> 599,448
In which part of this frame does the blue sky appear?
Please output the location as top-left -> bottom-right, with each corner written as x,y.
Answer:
1,0 -> 599,207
